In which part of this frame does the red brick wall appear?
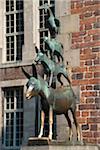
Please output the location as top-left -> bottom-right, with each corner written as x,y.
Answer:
71,0 -> 100,144
0,65 -> 43,81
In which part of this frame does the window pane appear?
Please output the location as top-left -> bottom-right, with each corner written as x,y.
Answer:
11,14 -> 14,33
6,0 -> 14,12
16,34 -> 24,60
7,56 -> 10,61
10,0 -> 14,11
39,0 -> 43,6
44,0 -> 48,4
16,0 -> 23,10
11,49 -> 14,55
11,97 -> 14,109
39,0 -> 48,6
16,13 -> 24,32
16,112 -> 23,146
11,55 -> 14,61
6,104 -> 9,109
6,0 -> 9,12
6,36 -> 14,61
6,15 -> 9,33
6,14 -> 14,33
50,0 -> 55,5
5,113 -> 14,146
16,88 -> 23,109
40,31 -> 48,49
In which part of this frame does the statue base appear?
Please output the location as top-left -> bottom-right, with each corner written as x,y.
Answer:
28,137 -> 49,146
21,137 -> 99,150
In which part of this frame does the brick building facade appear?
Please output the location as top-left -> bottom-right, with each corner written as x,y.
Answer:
0,0 -> 99,149
71,0 -> 100,144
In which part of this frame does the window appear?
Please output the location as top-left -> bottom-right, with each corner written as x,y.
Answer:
3,87 -> 23,149
5,0 -> 24,62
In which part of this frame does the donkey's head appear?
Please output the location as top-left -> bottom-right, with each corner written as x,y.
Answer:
22,64 -> 41,99
22,64 -> 50,100
26,77 -> 41,99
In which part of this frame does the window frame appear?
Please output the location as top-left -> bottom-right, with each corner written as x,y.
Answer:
4,0 -> 24,63
3,87 -> 24,149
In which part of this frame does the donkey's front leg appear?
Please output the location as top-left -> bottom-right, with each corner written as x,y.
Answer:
48,106 -> 53,140
38,111 -> 45,138
49,72 -> 53,87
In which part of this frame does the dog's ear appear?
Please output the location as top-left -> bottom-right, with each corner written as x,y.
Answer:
32,64 -> 38,79
40,46 -> 45,54
21,67 -> 31,79
40,46 -> 48,55
35,46 -> 39,53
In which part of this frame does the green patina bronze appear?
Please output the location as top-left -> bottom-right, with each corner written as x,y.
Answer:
34,46 -> 71,86
23,71 -> 76,114
43,36 -> 63,63
22,2 -> 82,142
22,65 -> 81,141
42,3 -> 60,37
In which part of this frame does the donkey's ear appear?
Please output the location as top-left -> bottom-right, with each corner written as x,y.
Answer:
21,67 -> 31,79
32,64 -> 38,79
35,46 -> 39,53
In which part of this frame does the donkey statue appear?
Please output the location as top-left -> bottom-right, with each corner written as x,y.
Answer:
34,46 -> 71,87
43,36 -> 63,63
22,64 -> 81,141
43,3 -> 60,37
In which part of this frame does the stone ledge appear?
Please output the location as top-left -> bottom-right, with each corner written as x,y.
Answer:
21,137 -> 100,150
21,145 -> 99,150
0,60 -> 33,69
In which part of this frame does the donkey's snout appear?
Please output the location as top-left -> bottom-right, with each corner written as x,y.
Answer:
25,92 -> 30,99
25,91 -> 33,100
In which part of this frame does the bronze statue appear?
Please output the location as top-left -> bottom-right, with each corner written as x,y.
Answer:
34,46 -> 71,87
22,2 -> 82,143
43,36 -> 64,63
22,65 -> 81,141
43,3 -> 60,37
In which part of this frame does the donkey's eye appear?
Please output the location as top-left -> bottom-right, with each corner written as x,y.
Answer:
28,84 -> 34,91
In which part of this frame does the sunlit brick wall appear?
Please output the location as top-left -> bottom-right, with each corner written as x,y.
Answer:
71,0 -> 100,144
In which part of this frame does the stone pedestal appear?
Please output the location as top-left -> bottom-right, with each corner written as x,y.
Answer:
21,145 -> 99,150
28,137 -> 49,146
21,137 -> 99,150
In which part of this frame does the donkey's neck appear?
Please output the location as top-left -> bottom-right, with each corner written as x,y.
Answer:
39,76 -> 50,99
42,84 -> 50,99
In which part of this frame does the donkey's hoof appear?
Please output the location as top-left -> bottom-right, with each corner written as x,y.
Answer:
38,134 -> 42,138
48,135 -> 52,141
60,85 -> 63,88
